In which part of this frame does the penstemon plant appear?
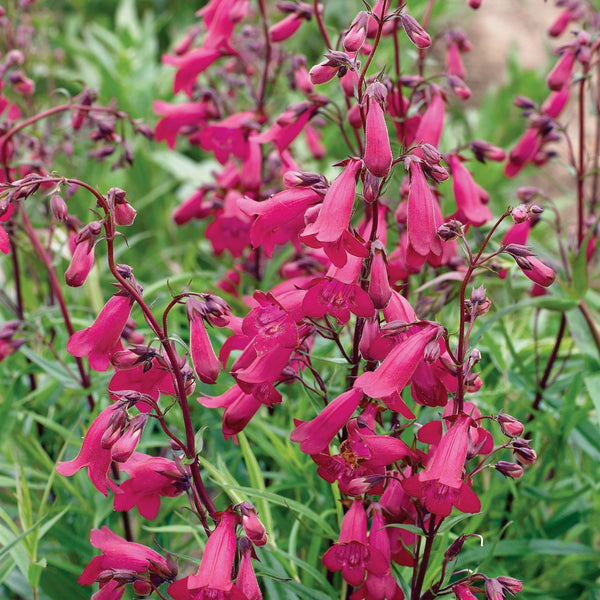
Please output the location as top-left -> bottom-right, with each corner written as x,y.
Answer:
5,0 -> 600,599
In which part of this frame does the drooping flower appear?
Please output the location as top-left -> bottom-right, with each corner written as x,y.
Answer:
350,505 -> 405,600
56,404 -> 122,496
364,83 -> 393,178
237,538 -> 262,600
113,452 -> 188,520
406,160 -> 443,265
79,527 -> 176,600
301,158 -> 363,247
184,509 -> 246,599
291,387 -> 364,455
354,324 -> 440,399
67,293 -> 133,372
322,500 -> 387,587
402,414 -> 481,517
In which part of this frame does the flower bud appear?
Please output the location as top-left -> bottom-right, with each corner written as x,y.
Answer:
438,219 -> 464,241
238,502 -> 268,546
497,413 -> 524,437
343,11 -> 368,52
50,194 -> 68,221
512,438 -> 537,465
111,414 -> 147,462
400,13 -> 431,48
494,461 -> 524,479
101,406 -> 128,449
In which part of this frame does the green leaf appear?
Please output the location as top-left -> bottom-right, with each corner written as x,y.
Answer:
238,432 -> 275,545
584,373 -> 600,427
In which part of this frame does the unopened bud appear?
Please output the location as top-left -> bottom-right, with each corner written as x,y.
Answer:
497,576 -> 523,595
514,95 -> 536,110
111,414 -> 147,462
512,438 -> 537,465
497,413 -> 524,437
471,139 -> 506,162
400,12 -> 431,49
101,407 -> 128,449
438,219 -> 464,241
239,502 -> 268,546
503,243 -> 534,258
494,461 -> 524,479
50,194 -> 68,221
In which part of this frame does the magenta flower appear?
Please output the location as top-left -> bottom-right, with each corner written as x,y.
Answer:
406,160 -> 442,264
199,384 -> 276,440
65,233 -> 95,287
322,500 -> 387,587
364,83 -> 393,178
302,276 -> 374,325
67,294 -> 133,372
187,297 -> 221,385
79,526 -> 175,600
238,187 -> 321,257
109,357 -> 176,412
447,154 -> 492,227
113,452 -> 187,520
412,91 -> 444,149
197,111 -> 257,165
205,190 -> 252,258
402,414 -> 481,517
252,101 -> 320,153
547,49 -> 575,91
184,509 -> 247,599
354,324 -> 439,399
302,158 -> 362,246
153,99 -> 218,149
163,47 -> 223,97
56,404 -> 121,496
291,387 -> 363,455
237,538 -> 262,600
350,506 -> 404,600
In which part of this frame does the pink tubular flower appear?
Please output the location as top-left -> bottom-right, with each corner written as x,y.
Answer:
79,526 -> 176,600
109,357 -> 176,412
65,234 -> 96,287
412,91 -> 445,150
114,453 -> 188,519
197,111 -> 257,164
163,47 -> 223,97
237,538 -> 262,600
322,500 -> 387,587
447,154 -> 492,227
239,502 -> 268,546
252,100 -> 321,153
517,255 -> 556,287
187,297 -> 221,384
350,506 -> 404,600
270,13 -> 304,42
301,158 -> 362,245
302,276 -> 375,325
504,128 -> 540,178
67,294 -> 133,371
291,387 -> 364,455
56,404 -> 121,496
402,414 -> 481,517
355,324 -> 439,399
185,509 -> 245,599
364,83 -> 393,178
546,49 -> 575,91
199,384 -> 276,440
153,99 -> 218,149
238,187 -> 321,256
406,160 -> 442,262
